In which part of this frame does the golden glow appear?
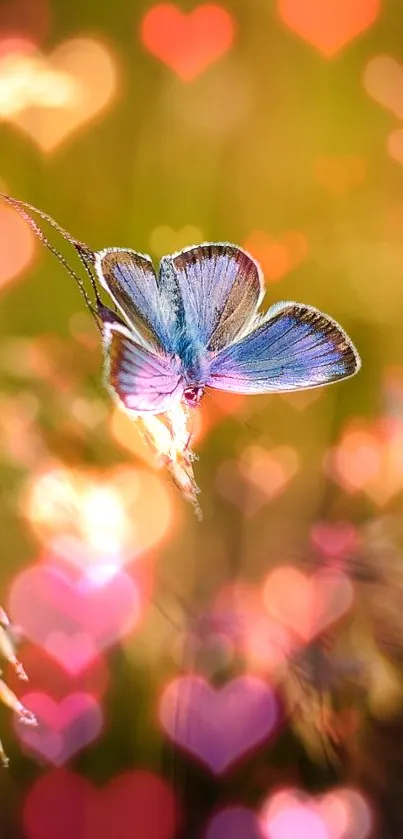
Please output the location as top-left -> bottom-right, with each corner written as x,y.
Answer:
0,48 -> 78,116
23,461 -> 173,566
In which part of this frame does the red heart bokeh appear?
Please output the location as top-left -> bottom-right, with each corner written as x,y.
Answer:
141,4 -> 235,80
23,769 -> 179,839
0,0 -> 50,42
6,643 -> 109,701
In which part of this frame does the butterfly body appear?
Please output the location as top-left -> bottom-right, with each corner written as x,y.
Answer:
0,194 -> 362,514
0,194 -> 361,419
97,246 -> 359,416
183,386 -> 205,407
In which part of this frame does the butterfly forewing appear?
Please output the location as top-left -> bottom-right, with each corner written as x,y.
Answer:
104,323 -> 184,413
95,248 -> 174,351
207,303 -> 360,393
161,244 -> 263,351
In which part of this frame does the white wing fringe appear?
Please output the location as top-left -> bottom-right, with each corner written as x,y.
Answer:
136,402 -> 202,520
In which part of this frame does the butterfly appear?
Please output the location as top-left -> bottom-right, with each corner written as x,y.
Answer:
0,194 -> 360,511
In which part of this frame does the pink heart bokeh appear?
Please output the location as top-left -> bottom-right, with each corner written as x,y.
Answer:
260,787 -> 372,839
9,562 -> 141,674
14,692 -> 102,765
310,522 -> 358,560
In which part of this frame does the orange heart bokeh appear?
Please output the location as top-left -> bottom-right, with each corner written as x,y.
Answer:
314,155 -> 367,198
388,129 -> 403,166
278,0 -> 380,57
263,566 -> 354,641
325,419 -> 403,506
0,202 -> 36,289
364,55 -> 403,119
243,230 -> 309,282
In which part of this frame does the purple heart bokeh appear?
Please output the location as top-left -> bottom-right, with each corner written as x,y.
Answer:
205,807 -> 263,839
159,675 -> 279,774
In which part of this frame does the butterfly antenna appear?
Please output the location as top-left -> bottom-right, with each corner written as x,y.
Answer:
0,193 -> 103,329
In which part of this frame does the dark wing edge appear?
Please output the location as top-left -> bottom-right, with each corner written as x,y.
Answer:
206,301 -> 361,395
262,300 -> 361,377
160,242 -> 265,351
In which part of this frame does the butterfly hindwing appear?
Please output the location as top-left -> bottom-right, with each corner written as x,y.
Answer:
104,323 -> 183,414
207,302 -> 360,393
160,244 -> 263,351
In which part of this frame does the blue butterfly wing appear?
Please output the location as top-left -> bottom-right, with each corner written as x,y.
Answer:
159,244 -> 263,351
104,323 -> 184,414
207,302 -> 360,393
95,248 -> 177,352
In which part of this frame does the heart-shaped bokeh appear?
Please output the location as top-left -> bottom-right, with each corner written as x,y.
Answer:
159,675 -> 280,774
210,583 -> 297,674
0,38 -> 118,152
263,566 -> 354,641
310,521 -> 359,560
260,786 -> 372,839
363,55 -> 403,118
314,155 -> 367,197
23,769 -> 179,839
9,562 -> 142,674
205,807 -> 263,839
22,462 -> 173,570
14,692 -> 102,765
216,445 -> 299,516
0,0 -> 50,42
278,0 -> 380,57
0,202 -> 36,290
140,4 -> 235,80
387,129 -> 403,166
243,230 -> 309,282
325,419 -> 403,505
6,643 -> 109,700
